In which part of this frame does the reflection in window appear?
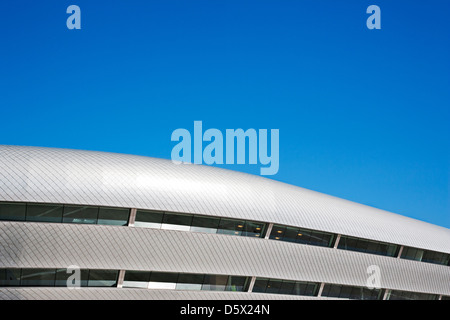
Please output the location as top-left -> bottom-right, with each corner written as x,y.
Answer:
134,210 -> 163,229
0,268 -> 117,287
97,207 -> 129,226
176,273 -> 204,291
387,290 -> 439,300
252,277 -> 319,297
162,212 -> 193,231
321,284 -> 383,300
337,236 -> 399,257
122,271 -> 250,292
401,246 -> 450,266
55,268 -> 89,287
123,271 -> 151,289
20,269 -> 56,287
26,204 -> 63,223
88,270 -> 118,287
134,209 -> 267,238
270,225 -> 335,248
0,202 -> 26,221
0,269 -> 21,286
63,205 -> 98,224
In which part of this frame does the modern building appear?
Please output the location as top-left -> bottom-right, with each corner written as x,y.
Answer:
0,145 -> 449,300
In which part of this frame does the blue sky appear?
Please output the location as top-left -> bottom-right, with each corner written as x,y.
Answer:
0,1 -> 449,228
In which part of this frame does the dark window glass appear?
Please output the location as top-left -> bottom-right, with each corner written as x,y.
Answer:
243,221 -> 266,238
366,241 -> 380,255
252,278 -> 268,293
422,250 -> 448,265
0,202 -> 26,221
202,274 -> 228,291
176,273 -> 204,290
282,227 -> 299,243
26,204 -> 63,223
401,247 -> 423,261
279,280 -> 295,295
88,270 -> 118,287
55,268 -> 89,287
97,207 -> 129,226
266,279 -> 282,294
124,271 -> 151,282
339,285 -> 353,299
150,272 -> 178,283
190,216 -> 220,234
134,210 -> 163,228
442,296 -> 450,300
226,276 -> 249,292
162,213 -> 193,231
305,283 -> 319,296
217,218 -> 245,236
20,269 -> 56,287
0,269 -> 21,286
63,205 -> 98,224
269,225 -> 286,240
389,290 -> 437,300
323,284 -> 341,298
296,230 -> 311,245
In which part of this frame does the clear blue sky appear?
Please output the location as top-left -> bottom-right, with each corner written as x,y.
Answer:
0,1 -> 449,228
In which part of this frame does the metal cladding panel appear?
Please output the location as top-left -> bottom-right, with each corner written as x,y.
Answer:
0,145 -> 449,254
0,288 -> 320,300
1,222 -> 449,296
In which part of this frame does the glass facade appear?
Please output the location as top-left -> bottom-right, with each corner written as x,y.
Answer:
1,201 -> 449,268
321,284 -> 383,300
0,268 -> 118,287
0,202 -> 129,227
135,209 -> 267,238
123,271 -> 250,292
387,290 -> 439,300
401,246 -> 450,266
252,278 -> 319,297
269,224 -> 335,248
337,235 -> 399,257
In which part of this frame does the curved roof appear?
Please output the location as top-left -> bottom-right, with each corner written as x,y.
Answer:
0,145 -> 449,253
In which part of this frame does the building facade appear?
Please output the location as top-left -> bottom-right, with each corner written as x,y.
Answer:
0,145 -> 449,300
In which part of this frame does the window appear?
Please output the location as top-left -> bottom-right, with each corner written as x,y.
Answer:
0,269 -> 21,286
0,202 -> 26,221
252,278 -> 269,293
55,268 -> 89,287
242,221 -> 266,238
20,269 -> 56,286
388,290 -> 438,300
252,277 -> 319,297
190,216 -> 220,234
217,218 -> 246,236
176,273 -> 204,290
26,204 -> 63,223
338,236 -> 399,257
202,274 -> 228,291
226,276 -> 249,292
134,210 -> 163,229
63,205 -> 98,224
149,272 -> 178,290
97,207 -> 129,226
123,271 -> 151,289
270,224 -> 335,248
161,212 -> 193,231
87,270 -> 118,287
321,284 -> 382,300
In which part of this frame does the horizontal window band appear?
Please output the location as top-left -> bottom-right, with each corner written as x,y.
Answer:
0,268 -> 445,300
0,201 -> 449,267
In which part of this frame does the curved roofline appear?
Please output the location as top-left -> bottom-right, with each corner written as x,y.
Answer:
0,145 -> 449,253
